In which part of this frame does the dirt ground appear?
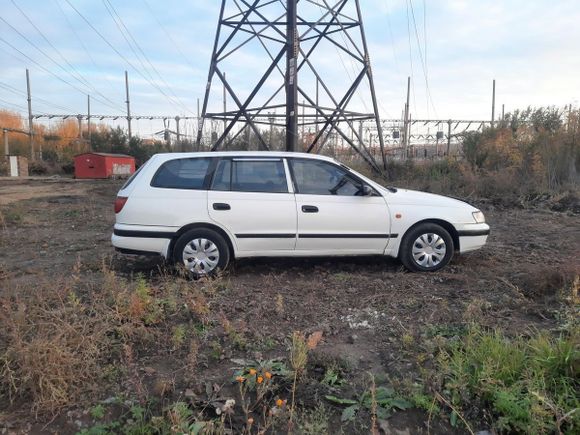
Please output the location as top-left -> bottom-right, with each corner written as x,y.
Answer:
0,177 -> 578,434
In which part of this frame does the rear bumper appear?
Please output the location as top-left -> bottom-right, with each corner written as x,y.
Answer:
111,225 -> 174,258
456,223 -> 490,253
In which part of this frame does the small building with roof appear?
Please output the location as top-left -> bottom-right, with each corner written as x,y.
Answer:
74,152 -> 135,179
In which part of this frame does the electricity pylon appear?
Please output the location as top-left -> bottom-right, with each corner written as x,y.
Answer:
197,0 -> 387,171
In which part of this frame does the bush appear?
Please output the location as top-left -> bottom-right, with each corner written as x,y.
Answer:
61,160 -> 74,175
365,108 -> 579,202
28,160 -> 49,175
435,325 -> 579,433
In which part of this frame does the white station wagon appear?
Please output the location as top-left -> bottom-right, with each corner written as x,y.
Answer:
112,152 -> 489,276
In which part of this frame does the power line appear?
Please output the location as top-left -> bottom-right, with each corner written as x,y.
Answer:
0,96 -> 35,113
53,0 -> 122,99
101,0 -> 193,115
0,81 -> 76,113
408,0 -> 437,117
383,0 -> 402,78
140,0 -> 198,72
405,0 -> 417,113
422,0 -> 429,119
9,0 -> 124,112
0,35 -> 123,112
0,20 -> 123,113
62,0 -> 195,116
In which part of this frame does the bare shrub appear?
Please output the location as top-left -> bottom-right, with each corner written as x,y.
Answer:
0,278 -> 107,415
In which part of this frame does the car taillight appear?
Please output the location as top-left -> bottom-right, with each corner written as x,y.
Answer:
114,196 -> 128,214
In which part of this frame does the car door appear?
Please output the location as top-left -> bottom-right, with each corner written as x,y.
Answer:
289,158 -> 391,254
208,157 -> 297,253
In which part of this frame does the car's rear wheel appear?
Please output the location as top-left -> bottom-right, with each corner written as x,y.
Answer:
400,223 -> 454,272
173,229 -> 230,278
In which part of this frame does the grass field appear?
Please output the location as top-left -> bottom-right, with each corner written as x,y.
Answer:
0,177 -> 578,434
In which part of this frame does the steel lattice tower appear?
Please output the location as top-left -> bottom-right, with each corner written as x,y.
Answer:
197,0 -> 387,171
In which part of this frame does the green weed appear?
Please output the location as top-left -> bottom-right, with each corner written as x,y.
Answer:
171,324 -> 188,350
326,385 -> 412,422
296,404 -> 330,434
435,325 -> 579,433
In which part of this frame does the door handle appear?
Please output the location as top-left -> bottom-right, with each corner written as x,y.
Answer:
213,203 -> 231,211
301,205 -> 319,213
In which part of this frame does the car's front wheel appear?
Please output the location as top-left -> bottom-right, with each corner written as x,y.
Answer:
173,228 -> 230,278
400,223 -> 454,272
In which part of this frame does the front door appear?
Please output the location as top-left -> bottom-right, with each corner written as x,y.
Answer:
208,158 -> 297,253
289,158 -> 391,254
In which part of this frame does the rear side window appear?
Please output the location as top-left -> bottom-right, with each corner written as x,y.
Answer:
151,158 -> 211,189
121,159 -> 148,190
211,159 -> 288,193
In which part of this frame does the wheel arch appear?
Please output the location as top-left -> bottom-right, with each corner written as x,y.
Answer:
168,222 -> 236,261
399,219 -> 460,255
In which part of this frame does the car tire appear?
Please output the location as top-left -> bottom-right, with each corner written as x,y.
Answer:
400,223 -> 454,272
173,228 -> 230,278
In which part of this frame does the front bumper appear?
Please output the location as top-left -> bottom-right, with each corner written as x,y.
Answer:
455,223 -> 490,253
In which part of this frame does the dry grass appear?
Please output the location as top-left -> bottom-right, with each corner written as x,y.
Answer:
0,278 -> 107,415
0,262 -> 215,416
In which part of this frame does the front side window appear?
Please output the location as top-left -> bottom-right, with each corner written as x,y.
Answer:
151,158 -> 211,189
211,159 -> 288,193
290,159 -> 363,196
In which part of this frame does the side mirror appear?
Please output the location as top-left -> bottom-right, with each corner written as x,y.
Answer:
361,184 -> 373,196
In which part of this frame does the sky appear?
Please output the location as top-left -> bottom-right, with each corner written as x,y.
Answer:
0,0 -> 579,138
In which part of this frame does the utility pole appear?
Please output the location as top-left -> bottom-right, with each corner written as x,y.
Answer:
403,76 -> 411,155
223,72 -> 227,135
87,95 -> 92,150
3,129 -> 8,156
408,113 -> 412,158
2,127 -> 30,157
175,116 -> 181,144
26,69 -> 34,160
491,79 -> 496,127
501,103 -> 505,124
447,120 -> 452,155
197,98 -> 201,150
125,70 -> 132,141
285,0 -> 298,152
77,115 -> 82,139
76,115 -> 82,154
269,112 -> 275,146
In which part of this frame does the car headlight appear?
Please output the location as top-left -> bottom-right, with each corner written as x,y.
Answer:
472,211 -> 486,223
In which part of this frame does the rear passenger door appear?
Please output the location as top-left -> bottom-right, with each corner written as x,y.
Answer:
208,158 -> 297,253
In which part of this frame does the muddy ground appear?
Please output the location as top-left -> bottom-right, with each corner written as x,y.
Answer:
0,177 -> 578,434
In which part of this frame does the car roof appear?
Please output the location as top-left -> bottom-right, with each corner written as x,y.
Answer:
151,151 -> 337,164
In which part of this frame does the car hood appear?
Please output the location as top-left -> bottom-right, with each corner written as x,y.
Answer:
379,187 -> 477,210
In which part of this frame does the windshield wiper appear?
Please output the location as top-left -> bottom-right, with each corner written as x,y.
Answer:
386,186 -> 398,193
